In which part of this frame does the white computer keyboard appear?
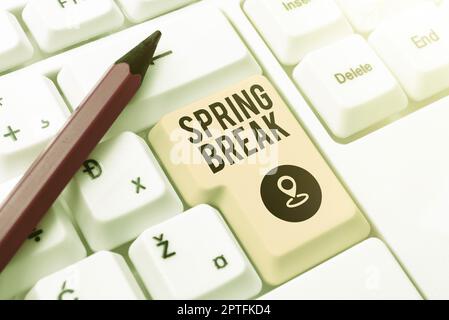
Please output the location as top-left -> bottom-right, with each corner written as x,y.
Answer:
1,0 -> 449,300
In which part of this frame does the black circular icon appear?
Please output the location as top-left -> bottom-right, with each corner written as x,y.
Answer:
260,165 -> 322,223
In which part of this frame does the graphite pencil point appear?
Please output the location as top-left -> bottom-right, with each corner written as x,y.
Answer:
116,30 -> 162,78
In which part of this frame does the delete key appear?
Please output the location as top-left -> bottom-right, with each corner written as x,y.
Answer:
149,75 -> 370,285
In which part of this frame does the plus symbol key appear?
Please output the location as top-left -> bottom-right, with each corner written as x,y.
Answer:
3,126 -> 20,142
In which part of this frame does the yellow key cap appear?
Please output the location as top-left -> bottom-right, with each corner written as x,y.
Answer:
148,75 -> 370,285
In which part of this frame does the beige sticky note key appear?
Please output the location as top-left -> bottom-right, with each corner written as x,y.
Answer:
148,75 -> 370,285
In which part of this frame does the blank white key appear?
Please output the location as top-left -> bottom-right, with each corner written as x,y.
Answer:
244,0 -> 353,66
25,252 -> 145,300
324,94 -> 449,299
293,35 -> 408,138
443,0 -> 449,12
58,5 -> 261,137
0,177 -> 86,299
336,0 -> 436,34
369,3 -> 449,101
0,11 -> 33,72
67,132 -> 183,251
0,74 -> 69,182
117,0 -> 194,23
129,205 -> 262,300
260,238 -> 421,300
22,0 -> 124,53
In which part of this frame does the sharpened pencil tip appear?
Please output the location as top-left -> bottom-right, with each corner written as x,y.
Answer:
116,30 -> 162,78
144,30 -> 162,46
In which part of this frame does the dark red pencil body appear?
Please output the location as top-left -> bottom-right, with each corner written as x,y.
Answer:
0,31 -> 161,272
0,65 -> 141,271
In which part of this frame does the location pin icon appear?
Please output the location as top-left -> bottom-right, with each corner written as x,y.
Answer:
277,176 -> 297,198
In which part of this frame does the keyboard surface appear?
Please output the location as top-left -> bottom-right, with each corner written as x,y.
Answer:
1,0 -> 449,300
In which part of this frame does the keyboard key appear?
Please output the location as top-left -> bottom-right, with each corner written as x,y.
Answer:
129,205 -> 262,299
336,0 -> 435,34
0,74 -> 69,182
22,0 -> 124,53
58,5 -> 261,138
369,3 -> 449,101
293,35 -> 408,138
0,177 -> 86,299
117,0 -> 194,23
326,94 -> 449,299
148,75 -> 370,286
67,132 -> 183,251
260,238 -> 421,300
25,251 -> 145,300
244,0 -> 353,65
0,11 -> 33,72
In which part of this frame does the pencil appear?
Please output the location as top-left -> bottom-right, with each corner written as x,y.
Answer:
0,30 -> 162,272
